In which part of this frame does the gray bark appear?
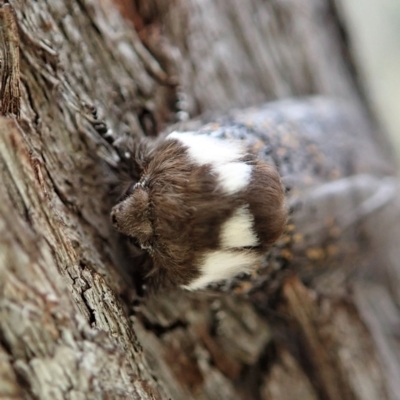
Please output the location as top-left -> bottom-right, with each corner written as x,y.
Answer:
0,0 -> 399,399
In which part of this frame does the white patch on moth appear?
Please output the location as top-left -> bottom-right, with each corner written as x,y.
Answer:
182,251 -> 260,290
215,162 -> 252,194
167,131 -> 252,194
220,206 -> 259,248
167,131 -> 245,165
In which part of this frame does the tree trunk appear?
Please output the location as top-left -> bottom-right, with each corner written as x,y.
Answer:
0,0 -> 399,399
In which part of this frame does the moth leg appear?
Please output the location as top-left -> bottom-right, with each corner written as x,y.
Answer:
112,136 -> 156,180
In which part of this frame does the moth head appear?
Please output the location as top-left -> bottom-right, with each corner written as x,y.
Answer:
111,186 -> 153,248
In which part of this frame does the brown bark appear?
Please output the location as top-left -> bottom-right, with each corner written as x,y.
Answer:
0,0 -> 399,399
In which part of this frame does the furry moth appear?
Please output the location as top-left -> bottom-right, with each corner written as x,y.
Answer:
111,130 -> 287,291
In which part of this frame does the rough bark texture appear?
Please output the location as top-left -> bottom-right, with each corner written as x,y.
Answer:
0,0 -> 399,399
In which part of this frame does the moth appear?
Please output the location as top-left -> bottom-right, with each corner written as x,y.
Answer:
110,130 -> 287,291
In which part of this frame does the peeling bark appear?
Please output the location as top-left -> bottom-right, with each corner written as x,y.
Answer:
0,0 -> 399,399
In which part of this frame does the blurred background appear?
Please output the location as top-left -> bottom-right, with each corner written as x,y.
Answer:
340,0 -> 400,162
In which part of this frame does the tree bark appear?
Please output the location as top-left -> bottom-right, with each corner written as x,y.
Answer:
0,0 -> 399,399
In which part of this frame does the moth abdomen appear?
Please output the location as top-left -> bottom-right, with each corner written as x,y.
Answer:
246,161 -> 287,249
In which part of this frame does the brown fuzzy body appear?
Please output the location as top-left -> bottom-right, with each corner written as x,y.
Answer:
111,132 -> 287,290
